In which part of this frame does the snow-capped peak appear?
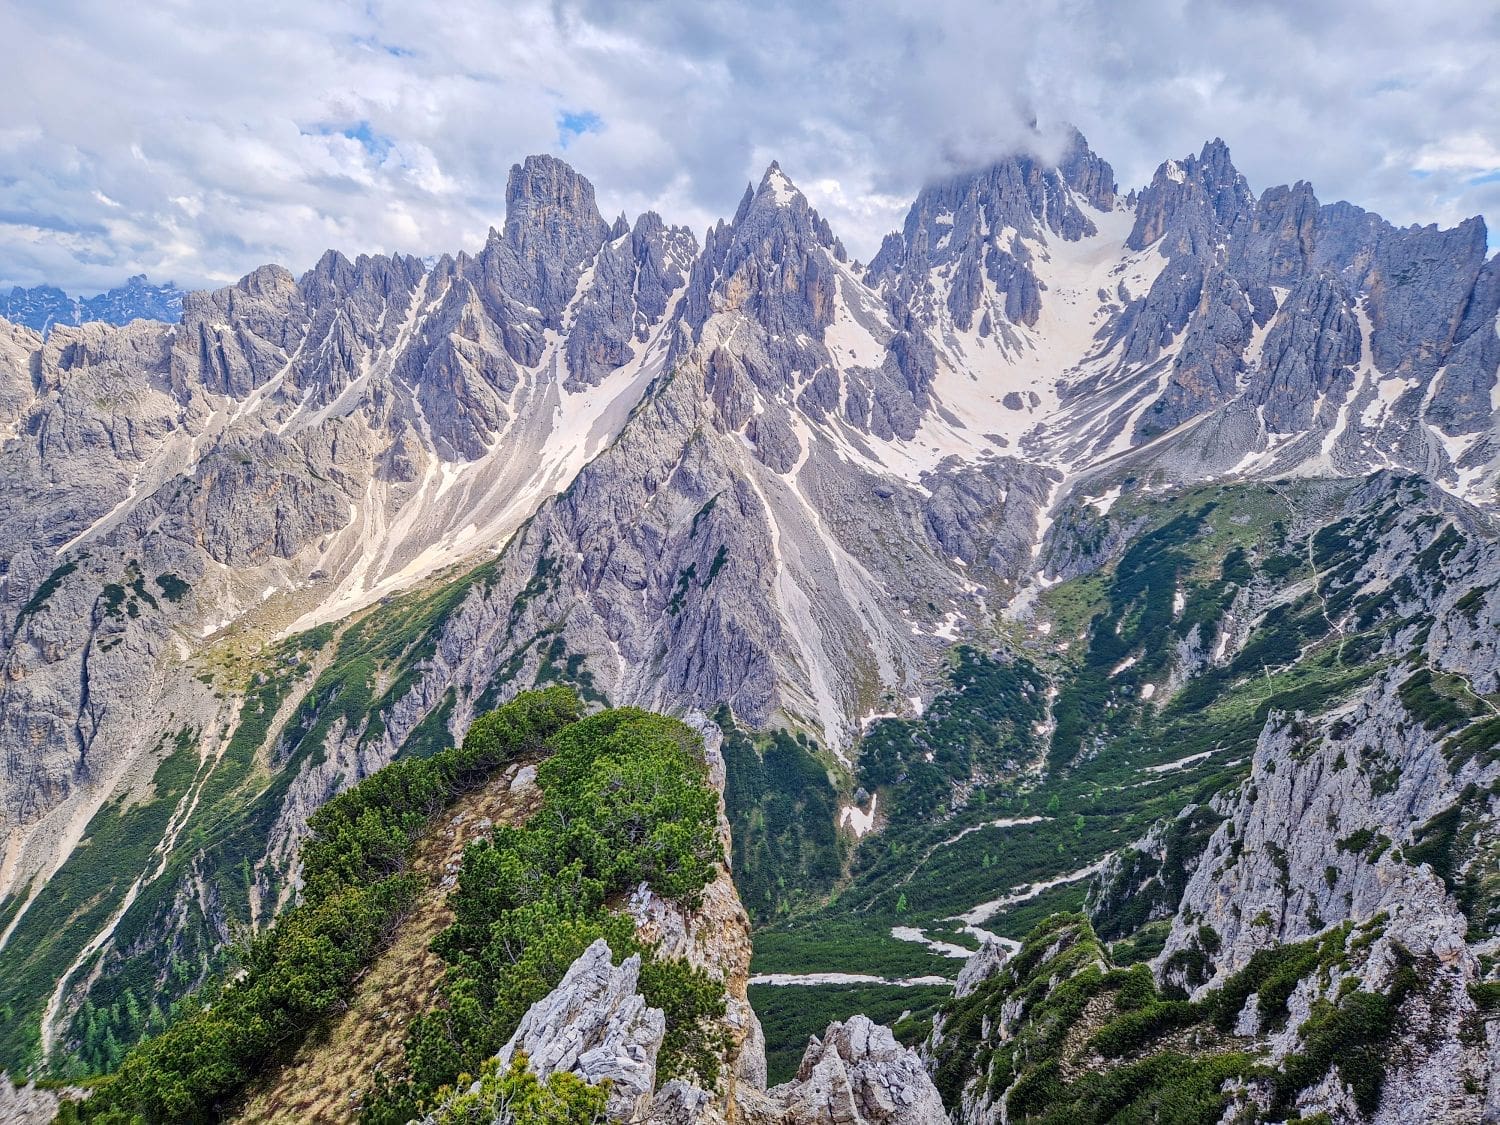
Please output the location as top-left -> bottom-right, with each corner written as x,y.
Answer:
759,160 -> 803,207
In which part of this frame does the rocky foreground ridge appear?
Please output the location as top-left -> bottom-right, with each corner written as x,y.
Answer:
466,937 -> 946,1125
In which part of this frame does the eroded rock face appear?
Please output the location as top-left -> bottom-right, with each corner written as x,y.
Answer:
952,941 -> 1007,1000
0,1075 -> 68,1124
493,939 -> 666,1123
770,1016 -> 949,1125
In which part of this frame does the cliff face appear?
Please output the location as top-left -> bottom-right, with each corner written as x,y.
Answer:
927,473 -> 1500,1124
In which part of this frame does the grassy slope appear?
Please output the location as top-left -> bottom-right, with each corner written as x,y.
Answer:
0,730 -> 202,1069
234,759 -> 544,1123
2,559 -> 500,1078
747,477 -> 1497,1081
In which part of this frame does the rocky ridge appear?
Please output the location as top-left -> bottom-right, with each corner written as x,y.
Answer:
0,128 -> 1497,1099
460,936 -> 949,1124
1,275 -> 185,336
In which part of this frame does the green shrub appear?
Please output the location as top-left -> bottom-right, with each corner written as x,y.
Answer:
366,706 -> 726,1120
427,1054 -> 606,1124
76,689 -> 580,1123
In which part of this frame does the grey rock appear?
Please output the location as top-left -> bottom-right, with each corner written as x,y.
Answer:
869,128 -> 1116,333
1246,270 -> 1362,433
493,938 -> 665,1122
770,1016 -> 949,1124
953,941 -> 1007,1000
1133,270 -> 1253,438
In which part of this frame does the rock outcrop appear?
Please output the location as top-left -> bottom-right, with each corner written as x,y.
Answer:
493,939 -> 666,1123
768,1016 -> 949,1125
0,1075 -> 68,1124
476,940 -> 948,1125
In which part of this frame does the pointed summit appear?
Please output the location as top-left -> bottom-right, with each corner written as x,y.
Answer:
1127,138 -> 1253,251
714,160 -> 842,257
754,160 -> 806,210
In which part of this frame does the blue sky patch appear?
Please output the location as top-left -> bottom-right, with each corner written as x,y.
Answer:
303,120 -> 394,160
341,121 -> 393,159
557,110 -> 603,148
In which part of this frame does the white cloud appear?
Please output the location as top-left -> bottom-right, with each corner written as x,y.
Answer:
0,0 -> 1495,294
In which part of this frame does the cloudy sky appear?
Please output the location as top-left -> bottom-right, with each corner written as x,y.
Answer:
2,0 -> 1497,294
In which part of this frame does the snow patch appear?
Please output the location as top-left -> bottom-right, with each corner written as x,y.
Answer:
1086,486 -> 1122,515
750,972 -> 951,987
1144,748 -> 1221,774
952,856 -> 1115,928
839,791 -> 879,838
890,926 -> 974,960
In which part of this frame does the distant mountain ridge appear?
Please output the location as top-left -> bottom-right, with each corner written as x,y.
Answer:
1,274 -> 184,334
0,130 -> 1496,1122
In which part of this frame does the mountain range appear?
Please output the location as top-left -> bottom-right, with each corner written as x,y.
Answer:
0,128 -> 1497,1123
1,275 -> 185,336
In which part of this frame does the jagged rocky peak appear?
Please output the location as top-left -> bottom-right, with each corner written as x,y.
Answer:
564,208 -> 699,389
1128,136 -> 1255,252
686,160 -> 846,333
1101,129 -> 1499,460
679,160 -> 854,442
866,125 -> 1118,331
1,274 -> 187,336
1244,267 -> 1362,433
1055,125 -> 1118,212
744,161 -> 846,260
471,153 -> 614,332
298,246 -> 426,311
502,152 -> 612,268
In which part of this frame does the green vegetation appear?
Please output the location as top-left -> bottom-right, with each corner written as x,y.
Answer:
21,470 -> 1483,1121
425,1054 -> 607,1124
71,689 -> 580,1123
720,708 -> 843,921
154,574 -> 191,603
860,645 -> 1047,820
363,705 -> 727,1123
1444,714 -> 1500,771
14,557 -> 81,627
747,479 -> 1469,1115
929,912 -> 1411,1124
1398,666 -> 1487,733
533,632 -> 608,705
751,915 -> 960,979
47,559 -> 500,1072
285,557 -> 498,760
0,730 -> 201,1072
